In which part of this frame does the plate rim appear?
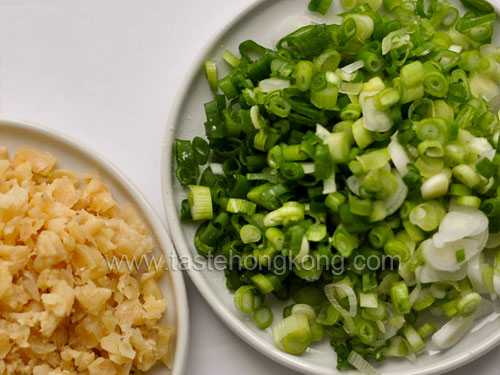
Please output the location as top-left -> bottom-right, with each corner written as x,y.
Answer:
0,117 -> 189,375
160,1 -> 500,374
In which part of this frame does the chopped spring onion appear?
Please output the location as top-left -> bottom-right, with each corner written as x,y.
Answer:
259,78 -> 291,93
355,320 -> 379,345
308,0 -> 333,15
390,281 -> 411,314
273,313 -> 312,355
357,148 -> 391,171
325,283 -> 358,318
359,293 -> 379,308
175,0 -> 500,369
342,60 -> 365,74
317,303 -> 340,325
457,292 -> 482,317
420,172 -> 450,200
402,325 -> 426,353
188,185 -> 213,220
418,322 -> 437,339
204,61 -> 218,92
339,83 -> 363,95
353,118 -> 374,149
291,303 -> 316,320
325,191 -> 345,212
384,238 -> 411,262
251,273 -> 281,294
409,201 -> 445,231
360,95 -> 394,132
223,50 -> 241,68
234,285 -> 257,313
382,29 -> 411,55
452,164 -> 481,188
347,351 -> 381,375
240,224 -> 261,244
369,224 -> 392,249
340,0 -> 357,10
226,198 -> 256,215
383,336 -> 409,357
254,305 -> 274,329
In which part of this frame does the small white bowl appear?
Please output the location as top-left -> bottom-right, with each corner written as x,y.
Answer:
162,1 -> 500,374
0,118 -> 189,375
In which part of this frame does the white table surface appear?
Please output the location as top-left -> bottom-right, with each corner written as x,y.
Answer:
0,0 -> 499,374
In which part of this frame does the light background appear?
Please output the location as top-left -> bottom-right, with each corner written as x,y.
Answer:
0,0 -> 498,374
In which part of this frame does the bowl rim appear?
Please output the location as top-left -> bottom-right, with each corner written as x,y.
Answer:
0,117 -> 189,375
161,1 -> 500,374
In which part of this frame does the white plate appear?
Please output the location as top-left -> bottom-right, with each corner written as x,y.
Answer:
162,1 -> 500,374
0,118 -> 189,375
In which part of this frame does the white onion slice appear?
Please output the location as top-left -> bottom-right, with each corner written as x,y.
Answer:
325,283 -> 357,318
432,206 -> 488,247
346,175 -> 363,196
416,263 -> 468,283
445,230 -> 487,262
420,173 -> 449,200
431,314 -> 476,349
418,48 -> 433,56
424,230 -> 488,273
474,298 -> 495,318
432,299 -> 495,350
315,124 -> 330,140
468,254 -> 488,294
481,149 -> 496,161
294,236 -> 310,263
360,95 -> 394,132
468,134 -> 496,161
301,163 -> 315,174
250,105 -> 262,129
325,72 -> 341,86
430,284 -> 447,299
421,239 -> 461,272
347,351 -> 381,375
470,73 -> 500,110
209,163 -> 224,175
448,44 -> 463,53
339,82 -> 363,95
382,172 -> 408,216
382,29 -> 411,55
409,283 -> 422,308
486,233 -> 500,248
376,320 -> 386,334
479,44 -> 499,59
380,303 -> 406,341
399,260 -> 417,285
388,134 -> 410,176
337,68 -> 357,82
342,60 -> 365,74
322,172 -> 337,194
469,229 -> 489,254
258,78 -> 291,93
